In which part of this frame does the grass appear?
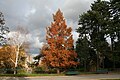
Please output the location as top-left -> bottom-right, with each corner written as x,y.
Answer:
0,73 -> 65,77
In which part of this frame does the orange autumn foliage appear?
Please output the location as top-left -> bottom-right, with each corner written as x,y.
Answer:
0,45 -> 16,68
0,45 -> 27,68
42,9 -> 78,69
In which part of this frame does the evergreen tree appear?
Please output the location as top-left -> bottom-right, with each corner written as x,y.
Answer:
109,0 -> 120,68
76,0 -> 110,70
0,12 -> 9,45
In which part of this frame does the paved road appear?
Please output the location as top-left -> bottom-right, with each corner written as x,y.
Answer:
0,74 -> 120,80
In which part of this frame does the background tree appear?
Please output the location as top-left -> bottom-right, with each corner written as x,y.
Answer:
76,0 -> 120,71
109,0 -> 120,69
34,43 -> 48,67
0,45 -> 16,73
0,12 -> 9,45
0,45 -> 27,74
33,43 -> 49,73
7,27 -> 29,74
42,9 -> 78,74
76,0 -> 110,71
76,36 -> 97,71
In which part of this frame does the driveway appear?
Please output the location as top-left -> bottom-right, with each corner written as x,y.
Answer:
0,74 -> 120,80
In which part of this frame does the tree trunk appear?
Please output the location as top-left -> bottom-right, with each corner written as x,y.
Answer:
57,69 -> 60,74
14,48 -> 19,74
96,51 -> 99,70
84,60 -> 87,72
111,37 -> 115,70
103,58 -> 104,68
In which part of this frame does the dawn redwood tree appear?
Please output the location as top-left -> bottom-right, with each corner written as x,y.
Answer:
0,12 -> 9,45
43,9 -> 78,74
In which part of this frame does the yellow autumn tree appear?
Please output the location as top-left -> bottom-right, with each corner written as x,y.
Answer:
0,46 -> 16,69
0,45 -> 28,73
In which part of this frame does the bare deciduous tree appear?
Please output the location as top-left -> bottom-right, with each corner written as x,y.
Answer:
8,26 -> 29,74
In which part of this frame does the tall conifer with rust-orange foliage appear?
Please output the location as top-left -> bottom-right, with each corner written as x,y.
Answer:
43,9 -> 78,71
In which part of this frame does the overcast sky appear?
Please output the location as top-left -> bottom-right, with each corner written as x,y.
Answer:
0,0 -> 96,54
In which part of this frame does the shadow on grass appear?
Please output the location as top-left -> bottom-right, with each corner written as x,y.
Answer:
0,74 -> 30,77
0,73 -> 65,77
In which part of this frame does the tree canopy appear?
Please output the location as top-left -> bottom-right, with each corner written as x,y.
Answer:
0,12 -> 9,46
42,9 -> 78,73
76,0 -> 120,71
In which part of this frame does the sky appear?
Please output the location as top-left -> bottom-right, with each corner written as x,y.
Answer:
0,0 -> 96,54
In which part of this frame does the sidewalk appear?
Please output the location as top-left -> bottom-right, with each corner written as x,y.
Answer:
0,74 -> 120,80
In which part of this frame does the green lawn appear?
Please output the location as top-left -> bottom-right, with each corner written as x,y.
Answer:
0,73 -> 65,77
